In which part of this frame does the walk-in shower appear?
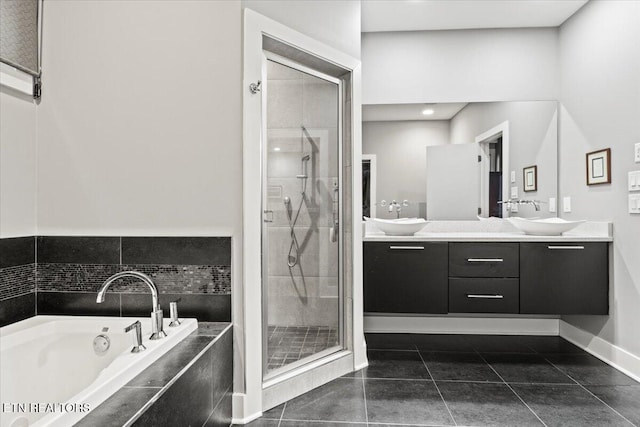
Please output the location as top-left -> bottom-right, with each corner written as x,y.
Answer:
262,55 -> 342,378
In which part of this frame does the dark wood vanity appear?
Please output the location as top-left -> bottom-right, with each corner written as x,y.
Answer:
364,241 -> 609,315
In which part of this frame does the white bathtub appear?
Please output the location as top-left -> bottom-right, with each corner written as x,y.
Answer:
0,315 -> 197,427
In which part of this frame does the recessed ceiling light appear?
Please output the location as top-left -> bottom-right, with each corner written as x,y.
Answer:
274,147 -> 281,151
422,108 -> 435,116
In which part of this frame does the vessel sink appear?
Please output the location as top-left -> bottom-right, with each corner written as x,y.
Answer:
508,217 -> 585,236
367,217 -> 428,236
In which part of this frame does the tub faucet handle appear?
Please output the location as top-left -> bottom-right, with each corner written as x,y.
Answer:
169,301 -> 182,327
150,309 -> 167,340
124,320 -> 146,353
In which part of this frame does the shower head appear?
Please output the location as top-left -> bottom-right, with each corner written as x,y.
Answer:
301,154 -> 311,162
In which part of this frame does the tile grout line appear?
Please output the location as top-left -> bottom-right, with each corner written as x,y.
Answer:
362,370 -> 369,427
417,344 -> 458,427
543,357 -> 638,427
277,401 -> 286,427
475,350 -> 548,427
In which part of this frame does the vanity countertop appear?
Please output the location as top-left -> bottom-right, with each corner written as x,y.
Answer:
363,220 -> 613,242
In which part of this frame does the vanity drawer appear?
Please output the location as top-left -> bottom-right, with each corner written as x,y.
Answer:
449,242 -> 519,277
449,278 -> 519,313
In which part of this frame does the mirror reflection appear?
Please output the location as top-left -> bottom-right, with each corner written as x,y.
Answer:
362,100 -> 558,220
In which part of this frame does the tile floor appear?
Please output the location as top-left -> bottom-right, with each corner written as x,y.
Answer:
244,333 -> 640,427
267,325 -> 339,371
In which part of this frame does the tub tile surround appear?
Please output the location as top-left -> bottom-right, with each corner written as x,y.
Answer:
0,236 -> 232,326
0,236 -> 36,326
75,323 -> 232,427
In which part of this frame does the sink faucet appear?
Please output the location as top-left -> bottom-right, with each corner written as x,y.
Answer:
97,271 -> 167,340
499,199 -> 543,211
380,199 -> 410,218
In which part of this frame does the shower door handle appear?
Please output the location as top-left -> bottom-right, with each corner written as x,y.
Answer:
263,210 -> 274,223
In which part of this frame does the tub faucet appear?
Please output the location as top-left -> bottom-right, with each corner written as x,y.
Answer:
97,271 -> 167,340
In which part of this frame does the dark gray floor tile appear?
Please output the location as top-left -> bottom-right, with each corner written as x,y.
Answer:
365,333 -> 415,350
364,379 -> 454,425
413,334 -> 476,352
437,382 -> 543,426
421,351 -> 501,382
483,353 -> 575,384
262,403 -> 285,419
238,419 -> 280,427
341,369 -> 363,378
587,385 -> 640,426
466,334 -> 536,353
280,422 -> 365,426
282,378 -> 366,422
512,384 -> 634,427
544,354 -> 639,386
363,350 -> 430,379
519,335 -> 584,354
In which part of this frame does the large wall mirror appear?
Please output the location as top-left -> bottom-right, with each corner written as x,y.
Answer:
362,100 -> 558,220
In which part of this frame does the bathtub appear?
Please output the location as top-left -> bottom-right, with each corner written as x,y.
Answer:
0,315 -> 197,427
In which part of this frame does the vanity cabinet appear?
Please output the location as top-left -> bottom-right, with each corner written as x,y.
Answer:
363,242 -> 448,314
520,242 -> 609,314
364,240 -> 609,316
448,242 -> 520,314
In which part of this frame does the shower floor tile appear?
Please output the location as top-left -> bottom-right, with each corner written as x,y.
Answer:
267,325 -> 338,371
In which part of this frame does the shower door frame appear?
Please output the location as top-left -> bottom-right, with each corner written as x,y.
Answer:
261,51 -> 345,382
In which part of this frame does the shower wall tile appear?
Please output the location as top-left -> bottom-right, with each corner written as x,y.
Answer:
268,60 -> 301,80
0,236 -> 35,268
302,76 -> 339,128
37,236 -> 120,264
267,79 -> 303,128
121,237 -> 230,265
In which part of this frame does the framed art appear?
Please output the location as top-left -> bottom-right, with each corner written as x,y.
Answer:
523,165 -> 537,192
586,148 -> 611,185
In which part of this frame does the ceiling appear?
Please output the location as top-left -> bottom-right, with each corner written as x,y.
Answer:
363,103 -> 468,122
361,0 -> 588,33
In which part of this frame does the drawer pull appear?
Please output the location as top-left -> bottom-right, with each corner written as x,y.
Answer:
389,246 -> 424,250
547,245 -> 585,250
467,258 -> 504,263
467,294 -> 504,299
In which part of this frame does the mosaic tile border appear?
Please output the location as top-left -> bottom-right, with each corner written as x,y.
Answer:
0,263 -> 36,300
36,263 -> 231,294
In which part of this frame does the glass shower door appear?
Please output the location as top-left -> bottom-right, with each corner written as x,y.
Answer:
262,56 -> 342,379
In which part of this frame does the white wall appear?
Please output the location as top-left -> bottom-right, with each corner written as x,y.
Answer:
36,0 -> 242,236
558,0 -> 640,356
0,89 -> 37,237
362,27 -> 559,105
241,0 -> 361,59
362,120 -> 449,218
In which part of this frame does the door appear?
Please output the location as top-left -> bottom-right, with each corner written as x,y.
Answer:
426,143 -> 480,220
262,55 -> 343,379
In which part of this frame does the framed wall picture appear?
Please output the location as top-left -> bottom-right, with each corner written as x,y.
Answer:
586,148 -> 611,185
523,165 -> 537,192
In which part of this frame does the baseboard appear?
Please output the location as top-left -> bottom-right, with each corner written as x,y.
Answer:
231,393 -> 262,425
560,320 -> 640,383
364,315 -> 559,335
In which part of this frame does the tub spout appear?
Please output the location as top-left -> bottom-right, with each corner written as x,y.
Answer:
97,271 -> 167,340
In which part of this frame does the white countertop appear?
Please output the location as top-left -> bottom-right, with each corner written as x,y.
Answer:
363,220 -> 613,242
